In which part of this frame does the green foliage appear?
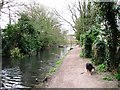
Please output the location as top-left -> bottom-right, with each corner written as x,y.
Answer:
74,2 -> 97,41
2,14 -> 37,56
17,14 -> 37,54
56,60 -> 61,65
80,34 -> 85,46
97,2 -> 119,71
49,67 -> 56,74
48,60 -> 62,76
2,24 -> 17,56
88,26 -> 100,42
79,25 -> 100,58
92,38 -> 106,65
18,14 -> 35,34
80,50 -> 84,57
10,47 -> 24,60
77,1 -> 119,73
84,34 -> 93,58
97,63 -> 107,72
2,4 -> 66,57
103,76 -> 113,81
114,73 -> 120,80
25,4 -> 66,47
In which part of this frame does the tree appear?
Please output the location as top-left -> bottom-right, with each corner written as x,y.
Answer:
98,1 -> 120,71
2,3 -> 67,57
2,13 -> 36,56
55,1 -> 98,41
24,3 -> 66,47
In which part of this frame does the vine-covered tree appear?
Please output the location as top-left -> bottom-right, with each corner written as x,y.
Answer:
98,1 -> 120,71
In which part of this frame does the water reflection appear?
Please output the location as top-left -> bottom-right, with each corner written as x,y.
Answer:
1,45 -> 72,88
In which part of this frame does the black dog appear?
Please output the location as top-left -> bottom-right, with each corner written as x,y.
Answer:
86,63 -> 95,75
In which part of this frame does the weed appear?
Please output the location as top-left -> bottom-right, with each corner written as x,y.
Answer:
103,76 -> 113,81
56,60 -> 61,65
97,63 -> 106,72
80,51 -> 84,57
114,73 -> 120,81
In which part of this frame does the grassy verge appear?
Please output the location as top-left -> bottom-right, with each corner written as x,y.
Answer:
47,50 -> 70,77
80,50 -> 84,58
102,76 -> 113,81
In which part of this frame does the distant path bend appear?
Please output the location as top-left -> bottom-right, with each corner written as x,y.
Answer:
47,45 -> 118,88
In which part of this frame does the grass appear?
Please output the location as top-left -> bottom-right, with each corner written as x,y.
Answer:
49,67 -> 56,74
48,59 -> 62,76
80,51 -> 84,57
47,50 -> 70,76
103,76 -> 113,81
96,63 -> 107,72
56,60 -> 61,65
48,60 -> 62,75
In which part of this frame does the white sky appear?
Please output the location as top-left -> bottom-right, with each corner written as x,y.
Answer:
1,0 -> 120,34
1,0 -> 79,34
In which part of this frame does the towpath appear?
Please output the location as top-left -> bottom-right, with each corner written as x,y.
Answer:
47,45 -> 118,88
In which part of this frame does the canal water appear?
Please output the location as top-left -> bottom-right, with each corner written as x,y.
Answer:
1,45 -> 73,89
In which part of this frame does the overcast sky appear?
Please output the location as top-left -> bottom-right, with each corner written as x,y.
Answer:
1,0 -> 79,34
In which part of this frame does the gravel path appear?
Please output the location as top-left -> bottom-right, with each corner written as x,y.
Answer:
47,45 -> 118,88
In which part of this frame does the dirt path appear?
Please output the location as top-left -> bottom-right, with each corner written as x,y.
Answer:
47,45 -> 118,88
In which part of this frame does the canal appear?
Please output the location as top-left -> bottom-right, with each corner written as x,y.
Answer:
1,45 -> 72,89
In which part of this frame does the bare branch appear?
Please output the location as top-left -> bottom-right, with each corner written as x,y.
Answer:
68,5 -> 76,24
77,1 -> 83,15
0,0 -> 4,11
54,9 -> 76,32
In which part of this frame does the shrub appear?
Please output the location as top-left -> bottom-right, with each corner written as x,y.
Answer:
92,37 -> 106,65
81,27 -> 100,58
84,35 -> 93,58
10,47 -> 24,60
103,76 -> 113,81
115,73 -> 120,81
80,34 -> 85,46
89,26 -> 99,42
97,63 -> 107,72
80,50 -> 84,57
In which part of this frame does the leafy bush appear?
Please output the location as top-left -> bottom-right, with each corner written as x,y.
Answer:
92,38 -> 106,65
114,73 -> 120,80
10,47 -> 24,60
89,26 -> 100,42
103,76 -> 113,81
84,35 -> 93,58
80,50 -> 84,57
80,26 -> 100,58
97,63 -> 107,72
80,34 -> 85,46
